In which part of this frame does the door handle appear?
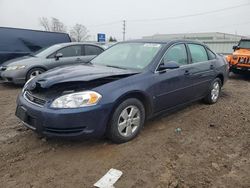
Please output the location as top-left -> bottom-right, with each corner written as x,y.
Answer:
184,70 -> 190,76
210,64 -> 214,69
76,58 -> 82,61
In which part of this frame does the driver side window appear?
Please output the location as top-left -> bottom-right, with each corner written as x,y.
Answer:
164,44 -> 188,65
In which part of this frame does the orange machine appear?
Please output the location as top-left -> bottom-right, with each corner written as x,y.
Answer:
226,38 -> 250,74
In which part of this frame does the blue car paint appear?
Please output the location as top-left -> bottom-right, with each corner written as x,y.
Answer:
16,40 -> 229,138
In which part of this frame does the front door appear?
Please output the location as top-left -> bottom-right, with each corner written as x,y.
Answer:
50,45 -> 84,68
153,43 -> 193,112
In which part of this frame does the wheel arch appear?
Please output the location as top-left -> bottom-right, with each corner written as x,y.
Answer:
110,91 -> 153,120
216,74 -> 224,85
26,66 -> 47,80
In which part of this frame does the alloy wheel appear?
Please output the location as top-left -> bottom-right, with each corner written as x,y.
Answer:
30,70 -> 43,79
211,81 -> 220,102
118,105 -> 141,137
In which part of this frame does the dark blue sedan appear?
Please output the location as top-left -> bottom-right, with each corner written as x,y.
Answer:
16,40 -> 229,143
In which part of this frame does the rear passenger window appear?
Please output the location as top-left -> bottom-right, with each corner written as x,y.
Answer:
164,44 -> 188,65
57,45 -> 81,57
207,48 -> 216,60
188,44 -> 208,63
85,45 -> 103,55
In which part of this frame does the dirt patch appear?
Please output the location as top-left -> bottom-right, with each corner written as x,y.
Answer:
0,74 -> 249,188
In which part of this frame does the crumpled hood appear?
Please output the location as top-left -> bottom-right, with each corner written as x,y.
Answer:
27,64 -> 139,90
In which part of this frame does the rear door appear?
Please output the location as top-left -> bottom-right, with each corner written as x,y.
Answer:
185,43 -> 215,99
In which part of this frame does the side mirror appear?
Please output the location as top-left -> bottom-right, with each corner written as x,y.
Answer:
232,45 -> 238,51
55,53 -> 63,60
158,61 -> 180,71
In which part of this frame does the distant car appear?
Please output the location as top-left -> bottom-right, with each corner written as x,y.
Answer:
0,27 -> 71,65
0,42 -> 104,84
16,40 -> 229,143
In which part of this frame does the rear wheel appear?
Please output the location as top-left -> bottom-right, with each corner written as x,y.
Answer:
203,78 -> 222,104
107,98 -> 145,143
26,68 -> 45,81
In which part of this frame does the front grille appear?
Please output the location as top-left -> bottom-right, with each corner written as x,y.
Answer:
24,91 -> 46,106
237,57 -> 250,64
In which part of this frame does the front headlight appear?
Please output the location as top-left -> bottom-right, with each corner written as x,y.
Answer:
232,55 -> 238,60
6,65 -> 26,71
51,91 -> 102,108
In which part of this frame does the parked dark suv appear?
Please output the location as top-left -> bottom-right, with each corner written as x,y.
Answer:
16,40 -> 229,143
0,27 -> 71,65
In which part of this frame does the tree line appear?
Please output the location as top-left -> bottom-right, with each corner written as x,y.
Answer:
39,17 -> 117,42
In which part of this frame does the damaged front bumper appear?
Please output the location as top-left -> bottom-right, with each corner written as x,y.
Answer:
16,93 -> 113,138
230,64 -> 250,74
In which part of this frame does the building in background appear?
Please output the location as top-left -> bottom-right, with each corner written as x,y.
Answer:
142,32 -> 246,54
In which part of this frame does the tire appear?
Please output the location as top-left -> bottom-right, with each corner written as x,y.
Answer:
203,78 -> 222,104
107,98 -> 145,143
26,68 -> 45,81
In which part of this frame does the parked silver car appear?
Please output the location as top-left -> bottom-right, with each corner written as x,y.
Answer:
0,42 -> 104,84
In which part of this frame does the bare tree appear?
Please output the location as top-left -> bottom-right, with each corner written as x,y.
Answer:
39,17 -> 67,33
50,17 -> 67,32
70,24 -> 90,42
39,17 -> 50,31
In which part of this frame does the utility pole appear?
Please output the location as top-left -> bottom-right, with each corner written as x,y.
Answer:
122,20 -> 126,41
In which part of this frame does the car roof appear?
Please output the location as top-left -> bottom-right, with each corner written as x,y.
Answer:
53,42 -> 104,49
123,39 -> 206,45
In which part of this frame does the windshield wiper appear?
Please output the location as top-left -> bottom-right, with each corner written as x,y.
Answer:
105,65 -> 128,70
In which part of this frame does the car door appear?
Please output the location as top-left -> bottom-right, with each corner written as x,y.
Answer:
48,45 -> 84,68
83,45 -> 104,62
184,43 -> 215,99
153,43 -> 193,112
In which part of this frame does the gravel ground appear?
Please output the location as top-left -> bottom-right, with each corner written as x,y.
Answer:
0,74 -> 249,188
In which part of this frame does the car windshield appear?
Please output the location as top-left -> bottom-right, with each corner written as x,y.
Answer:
238,40 -> 250,49
91,42 -> 162,70
32,44 -> 63,57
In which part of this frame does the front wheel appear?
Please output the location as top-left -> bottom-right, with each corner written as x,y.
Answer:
107,98 -> 145,143
203,78 -> 222,104
26,68 -> 45,81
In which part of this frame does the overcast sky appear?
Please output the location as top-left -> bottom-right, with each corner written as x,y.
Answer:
0,0 -> 250,40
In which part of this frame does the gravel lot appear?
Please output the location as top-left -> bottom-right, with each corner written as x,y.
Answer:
0,74 -> 249,188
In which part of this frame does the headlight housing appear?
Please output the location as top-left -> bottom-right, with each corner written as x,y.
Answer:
6,65 -> 26,71
232,55 -> 238,60
51,91 -> 102,109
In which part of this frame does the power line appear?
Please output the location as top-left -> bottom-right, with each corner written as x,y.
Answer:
127,2 -> 250,22
88,2 -> 250,28
84,2 -> 250,39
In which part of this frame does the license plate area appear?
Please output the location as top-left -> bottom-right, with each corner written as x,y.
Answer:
15,106 -> 36,130
16,106 -> 28,122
